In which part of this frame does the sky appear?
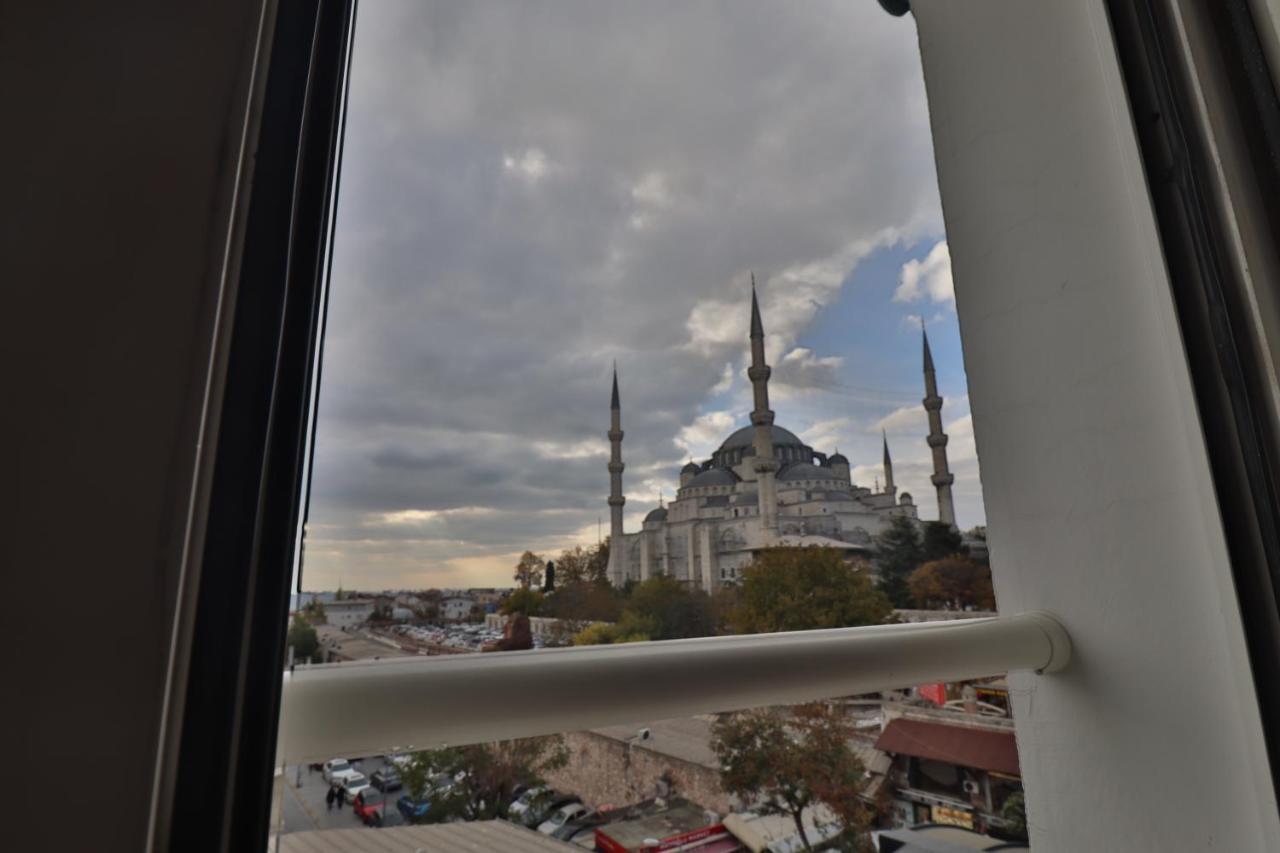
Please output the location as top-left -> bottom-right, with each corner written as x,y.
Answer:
301,0 -> 985,592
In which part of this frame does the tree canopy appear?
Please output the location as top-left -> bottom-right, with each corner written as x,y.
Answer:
872,516 -> 922,608
711,704 -> 872,850
921,521 -> 968,562
513,551 -> 543,589
403,737 -> 568,822
287,615 -> 319,662
501,587 -> 545,617
908,556 -> 995,610
730,547 -> 892,634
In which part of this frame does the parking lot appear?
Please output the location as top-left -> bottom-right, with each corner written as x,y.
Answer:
275,756 -> 398,835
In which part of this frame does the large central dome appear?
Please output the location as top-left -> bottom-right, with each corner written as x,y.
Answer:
717,424 -> 804,452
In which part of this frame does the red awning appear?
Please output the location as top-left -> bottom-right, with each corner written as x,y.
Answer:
874,718 -> 1020,776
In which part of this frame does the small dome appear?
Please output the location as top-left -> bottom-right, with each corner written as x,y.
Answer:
828,452 -> 849,465
899,492 -> 913,505
778,462 -> 841,482
686,468 -> 737,488
681,461 -> 701,474
644,507 -> 668,523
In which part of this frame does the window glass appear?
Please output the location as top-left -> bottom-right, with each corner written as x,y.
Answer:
276,1 -> 1018,848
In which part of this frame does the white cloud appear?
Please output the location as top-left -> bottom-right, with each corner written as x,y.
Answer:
894,240 -> 953,304
710,362 -> 736,395
674,410 -> 738,458
502,147 -> 551,182
874,404 -> 927,434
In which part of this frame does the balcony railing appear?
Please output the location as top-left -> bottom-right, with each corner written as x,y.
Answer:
276,611 -> 1071,765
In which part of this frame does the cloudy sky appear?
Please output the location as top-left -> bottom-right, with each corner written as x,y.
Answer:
301,0 -> 984,592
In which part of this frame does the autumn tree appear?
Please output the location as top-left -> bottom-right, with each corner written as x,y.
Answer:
873,516 -> 923,607
513,551 -> 544,589
712,704 -> 873,850
409,736 -> 569,821
501,587 -> 545,617
908,556 -> 996,610
625,574 -> 715,639
730,547 -> 892,634
286,614 -> 319,661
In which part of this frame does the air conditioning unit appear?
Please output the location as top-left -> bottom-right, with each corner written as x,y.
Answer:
962,780 -> 981,795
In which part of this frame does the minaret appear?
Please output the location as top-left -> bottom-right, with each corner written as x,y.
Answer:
922,325 -> 956,526
606,364 -> 627,584
882,429 -> 896,497
748,277 -> 779,532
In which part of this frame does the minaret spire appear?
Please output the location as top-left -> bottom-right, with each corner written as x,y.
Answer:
747,274 -> 779,533
921,325 -> 956,526
606,363 -> 627,585
882,429 -> 896,496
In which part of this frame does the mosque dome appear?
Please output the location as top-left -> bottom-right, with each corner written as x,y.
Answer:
778,462 -> 841,481
717,424 -> 804,453
685,468 -> 738,488
644,507 -> 668,523
681,461 -> 701,474
828,451 -> 849,465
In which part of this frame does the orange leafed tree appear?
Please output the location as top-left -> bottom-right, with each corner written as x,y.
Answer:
908,556 -> 996,610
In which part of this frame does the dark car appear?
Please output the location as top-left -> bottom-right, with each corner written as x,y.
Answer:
522,794 -> 581,829
371,768 -> 402,792
396,795 -> 432,823
373,810 -> 407,828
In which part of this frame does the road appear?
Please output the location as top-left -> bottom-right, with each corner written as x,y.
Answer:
272,755 -> 397,835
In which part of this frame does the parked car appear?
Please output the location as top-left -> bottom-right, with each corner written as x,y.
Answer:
371,767 -> 402,792
522,794 -> 581,829
342,772 -> 371,801
552,810 -> 608,842
396,795 -> 432,823
322,758 -> 351,783
352,789 -> 385,825
386,753 -> 413,771
329,767 -> 363,789
507,785 -> 549,821
537,802 -> 588,834
373,809 -> 407,828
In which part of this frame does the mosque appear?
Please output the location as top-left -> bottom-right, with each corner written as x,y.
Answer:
605,285 -> 957,589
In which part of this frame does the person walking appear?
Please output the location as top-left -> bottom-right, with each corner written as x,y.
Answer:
336,785 -> 346,809
325,785 -> 335,811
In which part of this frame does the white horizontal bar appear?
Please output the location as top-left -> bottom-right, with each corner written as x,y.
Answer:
277,611 -> 1070,764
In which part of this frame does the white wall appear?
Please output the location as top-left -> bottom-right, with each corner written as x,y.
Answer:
912,2 -> 1279,848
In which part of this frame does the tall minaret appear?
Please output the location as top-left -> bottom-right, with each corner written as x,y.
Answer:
748,277 -> 779,533
882,429 -> 896,497
922,325 -> 956,526
606,364 -> 627,584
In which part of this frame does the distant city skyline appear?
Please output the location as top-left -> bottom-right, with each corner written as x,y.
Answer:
302,0 -> 984,591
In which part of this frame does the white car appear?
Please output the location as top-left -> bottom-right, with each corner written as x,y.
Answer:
342,772 -> 371,800
386,753 -> 413,770
330,767 -> 363,789
537,802 -> 587,834
508,785 -> 549,820
322,758 -> 351,783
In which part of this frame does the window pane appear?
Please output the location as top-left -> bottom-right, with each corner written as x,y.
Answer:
276,1 -> 1018,849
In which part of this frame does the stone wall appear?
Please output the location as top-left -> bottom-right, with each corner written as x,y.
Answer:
542,731 -> 731,815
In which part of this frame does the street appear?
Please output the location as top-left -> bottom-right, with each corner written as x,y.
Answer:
273,756 -> 397,835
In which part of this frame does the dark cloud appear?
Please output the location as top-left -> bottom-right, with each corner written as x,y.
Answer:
304,0 -> 945,588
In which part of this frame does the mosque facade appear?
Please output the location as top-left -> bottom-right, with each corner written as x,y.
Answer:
605,286 -> 957,589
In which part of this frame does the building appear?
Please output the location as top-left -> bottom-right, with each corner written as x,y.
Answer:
323,599 -> 374,628
606,287 -> 957,588
440,596 -> 476,622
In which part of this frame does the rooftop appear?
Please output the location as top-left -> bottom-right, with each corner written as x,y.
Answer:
875,717 -> 1020,776
275,820 -> 577,852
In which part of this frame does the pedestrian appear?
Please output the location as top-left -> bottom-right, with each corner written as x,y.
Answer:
325,785 -> 335,811
337,785 -> 346,809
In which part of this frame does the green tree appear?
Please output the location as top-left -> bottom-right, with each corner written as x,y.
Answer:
409,737 -> 569,821
625,574 -> 715,640
873,516 -> 923,607
554,546 -> 593,586
513,551 -> 544,589
908,556 -> 995,610
586,537 -> 610,584
712,704 -> 872,851
287,615 -> 319,661
501,587 -> 545,617
730,547 -> 892,634
573,618 -> 652,646
1000,791 -> 1028,840
920,521 -> 968,562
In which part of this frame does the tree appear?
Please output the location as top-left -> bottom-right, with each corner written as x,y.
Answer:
586,537 -> 610,583
513,551 -> 544,589
873,516 -> 923,607
908,556 -> 995,610
1000,791 -> 1027,840
554,545 -> 593,586
711,704 -> 872,851
921,521 -> 968,562
406,736 -> 569,822
501,587 -> 545,617
625,574 -> 715,640
573,618 -> 652,646
287,614 -> 319,661
730,547 -> 892,634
